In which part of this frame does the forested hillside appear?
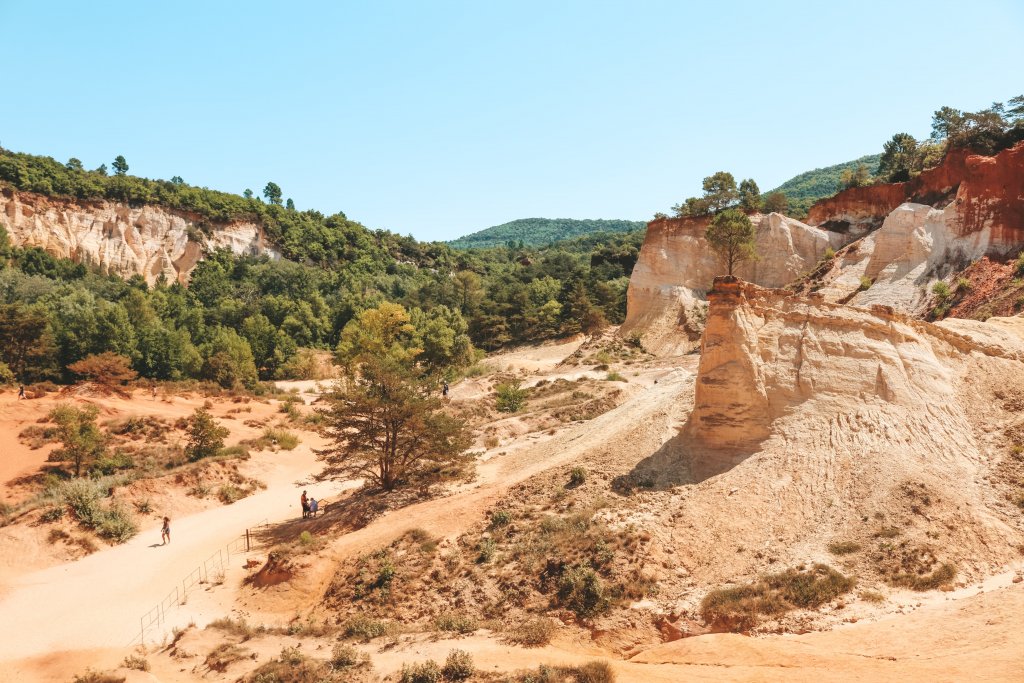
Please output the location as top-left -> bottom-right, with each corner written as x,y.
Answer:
768,154 -> 881,218
0,147 -> 646,387
449,217 -> 646,249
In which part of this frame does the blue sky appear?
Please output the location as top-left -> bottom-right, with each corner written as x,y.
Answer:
1,0 -> 1022,241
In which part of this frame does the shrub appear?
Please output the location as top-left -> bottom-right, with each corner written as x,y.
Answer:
95,504 -> 138,543
477,537 -> 497,563
72,671 -> 125,683
121,655 -> 149,671
331,643 -> 368,668
495,380 -> 528,413
557,565 -> 608,618
701,564 -> 855,631
823,246 -> 836,260
434,611 -> 478,634
343,616 -> 391,641
299,530 -> 315,546
860,590 -> 886,604
955,277 -> 972,292
604,372 -> 627,382
509,617 -> 555,646
1015,251 -> 1024,276
67,352 -> 137,394
442,649 -> 474,681
260,427 -> 300,450
488,509 -> 512,529
931,281 -> 951,299
858,276 -> 873,291
41,505 -> 65,522
204,643 -> 247,672
185,407 -> 229,461
827,541 -> 862,556
400,660 -> 442,683
573,661 -> 615,683
568,466 -> 587,487
218,485 -> 245,504
888,562 -> 956,590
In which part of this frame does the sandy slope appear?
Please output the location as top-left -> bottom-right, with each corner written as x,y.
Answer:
0,436 -> 352,665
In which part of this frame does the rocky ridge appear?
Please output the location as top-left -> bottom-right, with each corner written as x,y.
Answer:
0,189 -> 277,284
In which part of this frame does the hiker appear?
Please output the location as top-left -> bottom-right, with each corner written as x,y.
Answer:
442,381 -> 449,398
309,497 -> 318,517
17,385 -> 26,400
161,516 -> 171,545
151,384 -> 158,401
300,490 -> 309,518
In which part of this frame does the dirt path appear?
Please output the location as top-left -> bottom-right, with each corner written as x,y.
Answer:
0,439 -> 350,661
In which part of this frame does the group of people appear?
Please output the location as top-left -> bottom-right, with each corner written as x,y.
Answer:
300,490 -> 320,518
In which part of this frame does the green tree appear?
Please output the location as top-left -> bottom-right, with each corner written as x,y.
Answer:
335,302 -> 421,370
49,404 -> 107,477
243,188 -> 254,199
112,155 -> 129,176
263,181 -> 283,206
200,327 -> 259,389
317,356 -> 471,491
840,163 -> 873,189
761,191 -> 788,214
702,171 -> 739,213
185,407 -> 229,461
705,208 -> 756,276
65,158 -> 84,171
286,198 -> 296,211
878,133 -> 918,182
0,303 -> 56,381
738,178 -> 762,212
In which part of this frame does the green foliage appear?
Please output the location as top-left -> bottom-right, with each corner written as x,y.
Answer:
840,163 -> 874,189
878,133 -> 919,182
49,404 -> 107,477
701,564 -> 854,631
859,276 -> 873,291
738,178 -> 762,212
672,171 -> 740,217
556,564 -> 608,617
766,154 -> 881,218
930,96 -> 1024,155
442,650 -> 474,681
449,218 -> 645,250
569,466 -> 587,487
399,660 -> 442,683
932,281 -> 952,299
317,355 -> 471,491
761,191 -> 789,214
495,379 -> 528,412
705,208 -> 756,276
184,407 -> 229,461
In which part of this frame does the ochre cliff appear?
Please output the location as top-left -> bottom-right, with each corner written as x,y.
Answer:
621,212 -> 848,354
0,189 -> 278,284
807,143 -> 1024,236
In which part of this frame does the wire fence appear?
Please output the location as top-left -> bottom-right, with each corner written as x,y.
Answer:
129,518 -> 270,647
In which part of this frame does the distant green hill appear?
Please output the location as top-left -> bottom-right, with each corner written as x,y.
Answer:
450,218 -> 646,249
769,154 -> 881,218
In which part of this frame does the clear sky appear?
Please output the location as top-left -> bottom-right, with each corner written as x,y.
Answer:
1,0 -> 1022,241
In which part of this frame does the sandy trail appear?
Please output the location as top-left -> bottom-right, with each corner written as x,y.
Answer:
0,440 -> 349,660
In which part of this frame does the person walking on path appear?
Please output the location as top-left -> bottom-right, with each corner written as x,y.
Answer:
442,381 -> 449,399
300,490 -> 309,519
161,517 -> 171,545
17,385 -> 26,400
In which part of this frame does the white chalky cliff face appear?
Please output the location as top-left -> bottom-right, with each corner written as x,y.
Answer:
0,190 -> 278,284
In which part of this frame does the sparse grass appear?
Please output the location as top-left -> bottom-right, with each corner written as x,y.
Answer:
568,466 -> 587,487
827,541 -> 862,556
400,660 -> 442,683
218,484 -> 246,504
434,611 -> 478,634
887,562 -> 956,591
47,528 -> 70,544
343,616 -> 392,641
484,435 -> 500,449
508,617 -> 556,646
254,427 -> 300,451
489,509 -> 512,529
512,661 -> 614,683
604,372 -> 627,382
299,530 -> 315,546
72,671 -> 125,683
246,646 -> 344,682
207,615 -> 266,640
205,643 -> 248,672
121,654 -> 149,671
442,649 -> 475,681
41,505 -> 65,522
701,564 -> 855,631
874,526 -> 900,539
860,590 -> 886,604
331,643 -> 370,669
477,537 -> 497,563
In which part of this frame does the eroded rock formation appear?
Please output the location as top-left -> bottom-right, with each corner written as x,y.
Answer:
0,189 -> 277,284
621,212 -> 848,354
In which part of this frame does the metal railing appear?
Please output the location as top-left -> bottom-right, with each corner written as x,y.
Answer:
129,518 -> 270,647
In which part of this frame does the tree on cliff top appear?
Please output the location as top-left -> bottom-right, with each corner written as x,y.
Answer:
112,155 -> 129,176
705,208 -> 756,277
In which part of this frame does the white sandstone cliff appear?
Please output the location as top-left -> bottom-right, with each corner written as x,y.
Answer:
0,190 -> 278,284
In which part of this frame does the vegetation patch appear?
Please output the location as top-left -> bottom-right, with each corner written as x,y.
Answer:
700,564 -> 855,632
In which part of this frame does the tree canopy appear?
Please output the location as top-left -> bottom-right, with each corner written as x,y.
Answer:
705,208 -> 756,276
